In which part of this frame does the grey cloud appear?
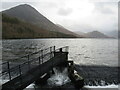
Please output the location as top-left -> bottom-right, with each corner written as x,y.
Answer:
1,1 -> 117,33
57,8 -> 73,16
91,0 -> 119,2
1,2 -> 38,11
66,23 -> 96,32
1,2 -> 58,11
93,2 -> 116,14
43,2 -> 58,8
2,2 -> 21,11
34,2 -> 58,8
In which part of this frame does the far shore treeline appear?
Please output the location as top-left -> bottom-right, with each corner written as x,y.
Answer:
2,14 -> 78,39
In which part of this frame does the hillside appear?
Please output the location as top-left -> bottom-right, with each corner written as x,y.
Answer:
84,31 -> 110,38
74,31 -> 85,36
73,31 -> 111,38
2,14 -> 77,39
2,4 -> 82,38
104,30 -> 118,38
56,24 -> 84,37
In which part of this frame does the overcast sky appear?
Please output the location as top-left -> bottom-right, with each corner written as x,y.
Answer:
1,0 -> 119,33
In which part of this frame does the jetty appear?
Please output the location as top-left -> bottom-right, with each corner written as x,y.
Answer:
1,46 -> 84,90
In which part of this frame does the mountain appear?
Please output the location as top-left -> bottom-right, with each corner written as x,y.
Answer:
56,24 -> 84,37
74,31 -> 85,36
104,30 -> 118,38
2,4 -> 82,38
2,14 -> 77,39
73,31 -> 110,38
84,31 -> 110,38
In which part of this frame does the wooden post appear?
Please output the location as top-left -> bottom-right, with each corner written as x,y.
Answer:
7,62 -> 11,80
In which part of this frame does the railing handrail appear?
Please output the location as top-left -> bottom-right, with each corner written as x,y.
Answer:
0,46 -> 55,65
0,46 -> 55,71
1,46 -> 69,83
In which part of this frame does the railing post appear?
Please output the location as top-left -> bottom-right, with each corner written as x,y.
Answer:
28,54 -> 29,60
18,65 -> 22,84
53,46 -> 55,57
39,51 -> 41,65
28,55 -> 30,70
19,65 -> 22,76
50,47 -> 52,59
41,50 -> 43,64
7,62 -> 11,80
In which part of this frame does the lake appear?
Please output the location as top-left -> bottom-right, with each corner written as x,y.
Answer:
1,38 -> 119,86
2,38 -> 118,67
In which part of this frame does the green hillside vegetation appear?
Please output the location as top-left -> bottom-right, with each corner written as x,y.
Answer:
2,14 -> 77,39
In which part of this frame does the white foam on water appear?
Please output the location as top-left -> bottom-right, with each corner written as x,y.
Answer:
47,67 -> 71,86
84,84 -> 119,88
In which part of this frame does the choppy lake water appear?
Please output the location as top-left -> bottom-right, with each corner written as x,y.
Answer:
1,38 -> 119,87
2,38 -> 118,66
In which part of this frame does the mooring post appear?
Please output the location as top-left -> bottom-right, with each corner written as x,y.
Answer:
60,48 -> 62,52
7,62 -> 11,80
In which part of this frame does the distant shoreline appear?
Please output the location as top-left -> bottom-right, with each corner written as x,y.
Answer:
2,37 -> 117,40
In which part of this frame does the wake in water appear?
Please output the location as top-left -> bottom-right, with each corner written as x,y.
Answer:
23,66 -> 119,90
47,67 -> 71,86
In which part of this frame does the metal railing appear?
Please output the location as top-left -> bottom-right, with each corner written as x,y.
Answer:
0,46 -> 68,84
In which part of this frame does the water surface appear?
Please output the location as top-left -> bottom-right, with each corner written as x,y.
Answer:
2,38 -> 118,66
